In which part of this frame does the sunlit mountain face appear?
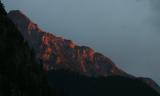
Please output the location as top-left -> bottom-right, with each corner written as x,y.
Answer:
8,10 -> 128,77
3,0 -> 160,85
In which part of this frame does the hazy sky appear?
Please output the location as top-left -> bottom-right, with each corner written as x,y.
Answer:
2,0 -> 160,84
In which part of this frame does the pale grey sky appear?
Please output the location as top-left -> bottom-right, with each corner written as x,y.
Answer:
2,0 -> 160,84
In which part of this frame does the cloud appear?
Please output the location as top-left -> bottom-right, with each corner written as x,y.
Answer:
149,0 -> 160,11
148,0 -> 160,27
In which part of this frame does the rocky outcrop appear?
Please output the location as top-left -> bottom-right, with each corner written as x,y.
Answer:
8,10 -> 128,76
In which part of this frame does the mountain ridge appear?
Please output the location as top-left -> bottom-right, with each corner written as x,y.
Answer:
1,1 -> 160,95
8,10 -> 128,77
7,9 -> 160,94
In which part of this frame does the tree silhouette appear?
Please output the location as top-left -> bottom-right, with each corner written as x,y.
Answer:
0,0 -> 3,8
0,0 -> 6,15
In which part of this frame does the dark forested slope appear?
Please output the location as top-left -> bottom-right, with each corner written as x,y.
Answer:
0,1 -> 55,96
48,69 -> 160,96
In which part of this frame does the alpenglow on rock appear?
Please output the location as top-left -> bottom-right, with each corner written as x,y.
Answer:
8,10 -> 128,76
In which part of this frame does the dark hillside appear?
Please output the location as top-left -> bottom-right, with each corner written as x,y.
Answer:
0,1 -> 56,96
48,69 -> 160,96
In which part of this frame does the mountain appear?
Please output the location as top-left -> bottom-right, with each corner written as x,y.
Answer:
0,2 -> 56,96
5,7 -> 159,96
8,10 -> 128,77
7,10 -> 160,94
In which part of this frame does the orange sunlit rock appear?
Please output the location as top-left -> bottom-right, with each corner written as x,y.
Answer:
46,47 -> 52,54
56,56 -> 61,64
68,42 -> 75,48
42,36 -> 49,45
41,48 -> 52,60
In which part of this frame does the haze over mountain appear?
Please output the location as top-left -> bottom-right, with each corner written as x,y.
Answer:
2,0 -> 160,84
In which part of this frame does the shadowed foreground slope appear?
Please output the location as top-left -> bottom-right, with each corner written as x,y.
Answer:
48,69 -> 160,96
0,2 -> 56,96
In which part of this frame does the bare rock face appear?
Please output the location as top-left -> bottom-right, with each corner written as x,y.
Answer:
8,10 -> 128,76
